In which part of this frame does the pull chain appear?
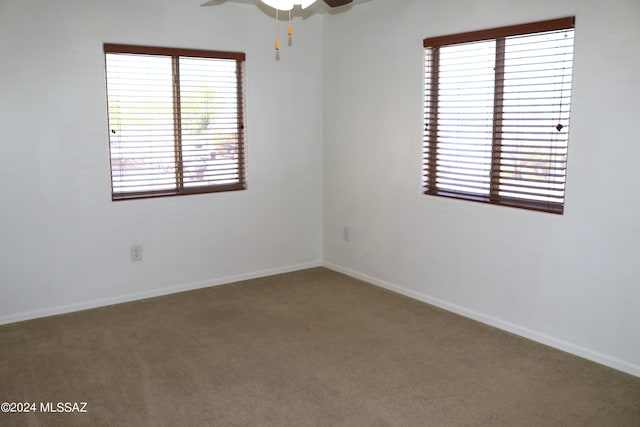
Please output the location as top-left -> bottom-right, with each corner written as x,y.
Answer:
275,9 -> 280,51
556,30 -> 569,132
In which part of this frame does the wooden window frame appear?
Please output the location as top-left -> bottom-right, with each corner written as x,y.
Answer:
104,44 -> 247,201
422,17 -> 575,214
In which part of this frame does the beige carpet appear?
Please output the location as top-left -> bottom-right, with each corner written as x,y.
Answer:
0,268 -> 638,426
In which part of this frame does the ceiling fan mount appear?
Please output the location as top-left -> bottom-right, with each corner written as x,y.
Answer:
202,0 -> 356,10
261,0 -> 354,11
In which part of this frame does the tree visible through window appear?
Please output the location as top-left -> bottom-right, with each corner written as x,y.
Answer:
423,18 -> 575,214
104,44 -> 246,200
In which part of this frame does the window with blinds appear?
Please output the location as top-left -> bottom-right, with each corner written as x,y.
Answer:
104,44 -> 246,200
423,17 -> 575,214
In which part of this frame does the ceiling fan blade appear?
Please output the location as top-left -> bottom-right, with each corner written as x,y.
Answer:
323,0 -> 354,7
200,0 -> 225,6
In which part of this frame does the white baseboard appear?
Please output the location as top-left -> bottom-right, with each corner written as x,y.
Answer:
323,261 -> 640,378
0,260 -> 322,327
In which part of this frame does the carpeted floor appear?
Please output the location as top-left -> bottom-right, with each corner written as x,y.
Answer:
0,268 -> 638,426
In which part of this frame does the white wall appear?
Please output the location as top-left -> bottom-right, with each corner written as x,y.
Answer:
323,0 -> 640,376
1,0 -> 638,377
0,0 -> 323,323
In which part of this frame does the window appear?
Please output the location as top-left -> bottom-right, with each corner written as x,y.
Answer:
423,17 -> 575,214
104,44 -> 246,200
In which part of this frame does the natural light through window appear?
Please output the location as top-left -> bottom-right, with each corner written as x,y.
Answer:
104,45 -> 246,200
423,18 -> 575,213
434,40 -> 496,196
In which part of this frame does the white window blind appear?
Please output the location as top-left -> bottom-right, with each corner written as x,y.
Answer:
104,44 -> 246,200
423,18 -> 575,214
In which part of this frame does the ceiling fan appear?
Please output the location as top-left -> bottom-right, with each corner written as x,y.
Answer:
201,0 -> 354,9
202,0 -> 361,52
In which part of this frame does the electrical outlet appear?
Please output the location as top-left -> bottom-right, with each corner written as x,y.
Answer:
130,245 -> 142,262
